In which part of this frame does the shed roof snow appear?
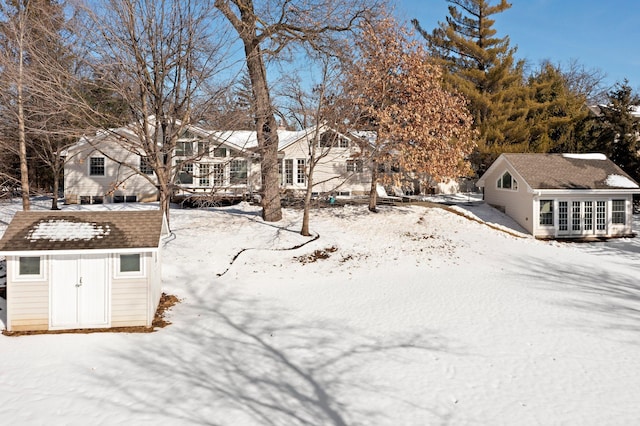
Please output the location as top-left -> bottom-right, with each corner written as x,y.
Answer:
499,153 -> 640,190
0,210 -> 166,252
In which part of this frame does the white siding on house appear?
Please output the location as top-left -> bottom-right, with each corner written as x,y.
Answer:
482,164 -> 534,235
480,154 -> 638,239
64,142 -> 158,204
532,194 -> 635,238
280,134 -> 371,196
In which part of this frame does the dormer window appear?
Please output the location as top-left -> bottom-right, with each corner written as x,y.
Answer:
497,171 -> 517,190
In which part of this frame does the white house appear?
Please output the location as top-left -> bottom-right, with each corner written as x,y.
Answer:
63,122 -> 259,204
0,210 -> 168,332
63,123 -> 373,204
477,153 -> 639,239
63,126 -> 160,204
213,125 -> 372,198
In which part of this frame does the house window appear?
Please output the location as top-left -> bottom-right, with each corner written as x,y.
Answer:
284,159 -> 293,184
199,164 -> 210,186
176,141 -> 194,156
319,132 -> 349,148
89,157 -> 105,176
230,159 -> 247,184
119,254 -> 140,273
19,256 -> 41,276
572,201 -> 581,231
584,201 -> 593,231
539,200 -> 553,225
346,159 -> 363,173
140,156 -> 154,174
176,161 -> 193,184
297,159 -> 306,184
612,200 -> 626,224
497,171 -> 517,190
559,201 -> 568,231
596,201 -> 606,230
213,163 -> 225,185
319,132 -> 337,147
213,147 -> 227,157
197,141 -> 210,156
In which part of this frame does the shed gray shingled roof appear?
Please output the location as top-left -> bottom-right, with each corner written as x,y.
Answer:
503,153 -> 639,190
0,210 -> 165,252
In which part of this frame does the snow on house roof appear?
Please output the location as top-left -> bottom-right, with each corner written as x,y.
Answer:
589,104 -> 640,118
561,153 -> 607,160
605,174 -> 640,188
212,129 -> 314,151
0,210 -> 167,253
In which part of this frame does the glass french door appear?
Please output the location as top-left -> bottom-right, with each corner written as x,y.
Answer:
558,200 -> 606,236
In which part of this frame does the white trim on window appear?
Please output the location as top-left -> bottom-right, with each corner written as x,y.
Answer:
496,171 -> 517,191
114,253 -> 146,278
13,256 -> 46,281
89,156 -> 106,176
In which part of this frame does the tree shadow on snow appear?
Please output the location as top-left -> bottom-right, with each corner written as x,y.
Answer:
510,253 -> 640,342
83,288 -> 459,425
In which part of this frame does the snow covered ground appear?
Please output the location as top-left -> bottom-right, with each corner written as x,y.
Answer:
1,196 -> 639,425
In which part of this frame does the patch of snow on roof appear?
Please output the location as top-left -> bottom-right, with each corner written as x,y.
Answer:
562,153 -> 607,160
26,220 -> 111,242
605,174 -> 639,188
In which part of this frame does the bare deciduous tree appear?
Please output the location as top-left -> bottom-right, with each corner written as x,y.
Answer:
0,0 -> 89,210
0,0 -> 33,210
214,0 -> 381,222
80,0 -> 229,226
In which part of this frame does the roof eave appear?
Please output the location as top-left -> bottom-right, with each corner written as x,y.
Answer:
532,188 -> 640,195
0,246 -> 160,257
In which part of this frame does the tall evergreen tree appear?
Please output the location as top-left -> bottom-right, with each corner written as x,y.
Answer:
413,0 -> 527,172
525,62 -> 589,153
589,81 -> 640,180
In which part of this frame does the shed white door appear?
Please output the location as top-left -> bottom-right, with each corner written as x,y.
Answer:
50,254 -> 109,329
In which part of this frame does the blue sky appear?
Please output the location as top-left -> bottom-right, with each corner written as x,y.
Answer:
395,0 -> 640,92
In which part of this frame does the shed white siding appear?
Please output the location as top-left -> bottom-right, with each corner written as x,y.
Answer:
5,257 -> 49,331
111,252 -> 160,327
5,251 -> 162,331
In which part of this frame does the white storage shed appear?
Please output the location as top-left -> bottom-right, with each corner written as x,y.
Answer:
0,210 -> 168,332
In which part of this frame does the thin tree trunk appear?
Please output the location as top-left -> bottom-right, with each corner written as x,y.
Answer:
300,164 -> 314,236
368,160 -> 378,212
50,166 -> 60,210
158,180 -> 171,230
17,44 -> 30,211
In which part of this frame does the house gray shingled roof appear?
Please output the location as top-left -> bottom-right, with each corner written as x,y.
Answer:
0,210 -> 165,252
503,153 -> 639,190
